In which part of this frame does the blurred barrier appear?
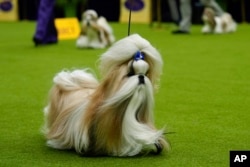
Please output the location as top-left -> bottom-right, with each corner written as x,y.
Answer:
227,0 -> 249,23
0,0 -> 18,21
54,17 -> 80,40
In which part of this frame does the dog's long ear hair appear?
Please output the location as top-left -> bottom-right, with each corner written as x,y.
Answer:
81,34 -> 167,156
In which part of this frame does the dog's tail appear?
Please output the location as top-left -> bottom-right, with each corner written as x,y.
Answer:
43,69 -> 99,139
53,69 -> 99,91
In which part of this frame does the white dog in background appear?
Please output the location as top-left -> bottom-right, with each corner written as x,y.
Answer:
76,10 -> 115,49
43,34 -> 169,156
201,7 -> 237,34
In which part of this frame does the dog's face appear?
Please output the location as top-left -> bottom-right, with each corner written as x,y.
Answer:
202,7 -> 215,22
99,34 -> 163,92
202,7 -> 216,29
82,10 -> 98,27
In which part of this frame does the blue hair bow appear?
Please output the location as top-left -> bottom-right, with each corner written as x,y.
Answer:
134,51 -> 144,61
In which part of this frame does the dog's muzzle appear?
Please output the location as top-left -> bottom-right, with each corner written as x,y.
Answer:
127,51 -> 148,84
138,75 -> 145,84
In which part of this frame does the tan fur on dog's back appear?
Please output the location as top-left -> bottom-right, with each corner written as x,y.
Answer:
80,64 -> 129,154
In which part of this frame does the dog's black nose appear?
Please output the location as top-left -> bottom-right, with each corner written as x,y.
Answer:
138,75 -> 145,84
87,21 -> 90,27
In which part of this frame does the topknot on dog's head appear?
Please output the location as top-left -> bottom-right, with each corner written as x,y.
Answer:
99,34 -> 163,90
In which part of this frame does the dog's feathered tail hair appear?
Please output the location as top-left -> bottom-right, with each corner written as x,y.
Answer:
43,69 -> 99,150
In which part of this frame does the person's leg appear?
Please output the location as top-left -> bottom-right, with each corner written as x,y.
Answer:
33,0 -> 57,45
44,14 -> 58,44
167,0 -> 180,24
173,0 -> 191,34
200,0 -> 224,16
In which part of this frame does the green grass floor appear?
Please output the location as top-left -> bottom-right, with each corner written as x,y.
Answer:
0,21 -> 249,167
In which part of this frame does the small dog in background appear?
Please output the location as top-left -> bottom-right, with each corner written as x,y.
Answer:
76,10 -> 115,49
201,7 -> 237,34
43,34 -> 169,156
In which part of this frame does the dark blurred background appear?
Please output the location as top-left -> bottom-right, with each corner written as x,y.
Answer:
18,0 -> 250,23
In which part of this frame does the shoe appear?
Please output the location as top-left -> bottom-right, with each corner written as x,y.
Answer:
33,37 -> 43,46
172,30 -> 190,34
33,37 -> 57,47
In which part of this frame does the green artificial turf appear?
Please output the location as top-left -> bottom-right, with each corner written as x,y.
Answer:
0,21 -> 249,167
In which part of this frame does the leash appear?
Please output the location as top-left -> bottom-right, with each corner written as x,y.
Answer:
128,5 -> 132,36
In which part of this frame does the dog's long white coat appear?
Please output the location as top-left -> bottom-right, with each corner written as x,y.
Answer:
44,34 -> 168,156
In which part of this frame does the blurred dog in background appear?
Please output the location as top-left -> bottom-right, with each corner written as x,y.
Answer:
43,34 -> 169,156
76,10 -> 115,49
201,7 -> 237,34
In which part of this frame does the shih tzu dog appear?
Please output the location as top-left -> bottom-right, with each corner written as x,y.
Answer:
76,10 -> 115,49
43,34 -> 169,156
201,7 -> 237,34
